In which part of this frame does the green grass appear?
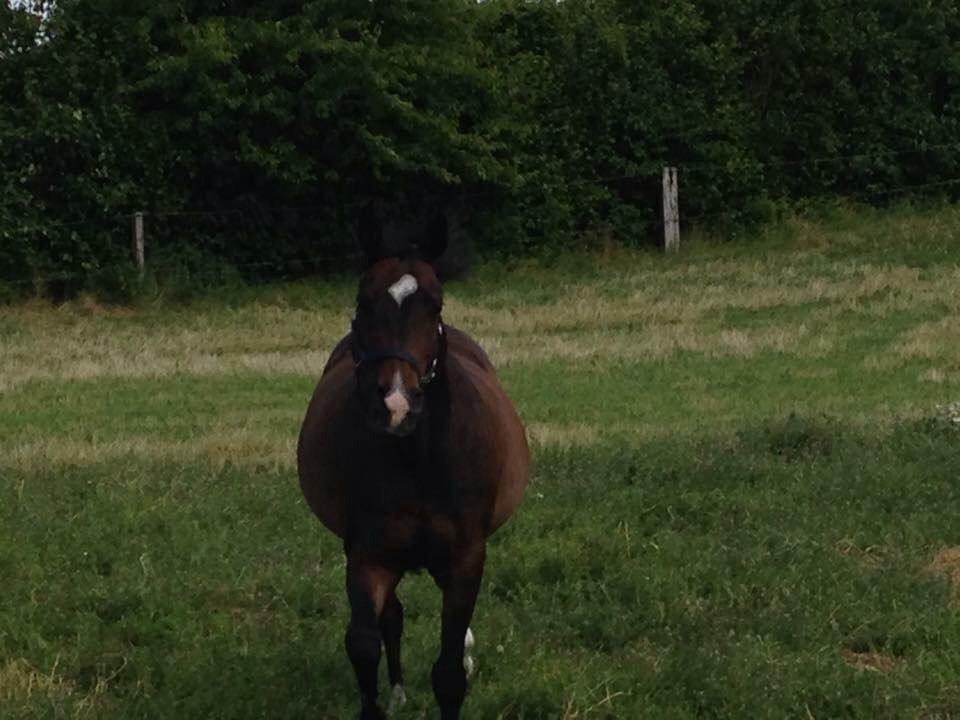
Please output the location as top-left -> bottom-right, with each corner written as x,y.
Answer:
2,203 -> 960,718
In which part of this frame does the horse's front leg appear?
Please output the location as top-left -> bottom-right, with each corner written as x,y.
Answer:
345,557 -> 398,720
431,542 -> 486,720
380,589 -> 407,714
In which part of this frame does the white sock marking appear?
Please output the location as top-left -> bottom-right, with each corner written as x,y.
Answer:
388,273 -> 418,306
464,627 -> 476,678
387,684 -> 406,715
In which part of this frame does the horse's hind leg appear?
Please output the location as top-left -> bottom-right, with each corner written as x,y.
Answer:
380,589 -> 406,714
431,543 -> 486,720
345,559 -> 397,720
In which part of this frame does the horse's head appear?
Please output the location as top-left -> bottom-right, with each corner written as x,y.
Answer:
351,203 -> 447,436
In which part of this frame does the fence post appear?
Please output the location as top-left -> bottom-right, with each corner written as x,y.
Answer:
662,166 -> 679,253
132,212 -> 144,275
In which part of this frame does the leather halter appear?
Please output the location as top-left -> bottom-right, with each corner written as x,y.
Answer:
350,320 -> 445,387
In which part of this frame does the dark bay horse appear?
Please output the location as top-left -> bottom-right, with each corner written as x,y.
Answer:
297,208 -> 529,719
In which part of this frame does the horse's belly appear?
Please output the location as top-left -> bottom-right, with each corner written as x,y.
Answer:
297,366 -> 353,539
469,385 -> 529,533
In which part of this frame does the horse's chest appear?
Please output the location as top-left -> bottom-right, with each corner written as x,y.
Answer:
344,443 -> 477,569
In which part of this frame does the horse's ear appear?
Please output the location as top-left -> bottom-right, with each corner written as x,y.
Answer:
357,201 -> 384,264
416,210 -> 448,262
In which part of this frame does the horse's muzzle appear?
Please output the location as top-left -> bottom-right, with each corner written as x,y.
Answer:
378,384 -> 424,436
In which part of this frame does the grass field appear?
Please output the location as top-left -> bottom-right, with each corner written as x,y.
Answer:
2,203 -> 960,719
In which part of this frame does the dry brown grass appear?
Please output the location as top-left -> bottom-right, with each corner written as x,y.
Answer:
840,648 -> 900,673
526,422 -> 600,449
0,658 -> 68,704
0,657 -> 108,718
835,539 -> 892,569
894,315 -> 960,362
919,368 -> 959,384
7,421 -> 650,473
446,262 -> 957,369
0,303 -> 345,391
5,430 -> 298,473
3,248 -> 959,476
927,547 -> 960,605
2,261 -> 957,392
476,322 -> 833,367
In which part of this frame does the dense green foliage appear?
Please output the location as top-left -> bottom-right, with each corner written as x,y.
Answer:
2,1 -> 960,295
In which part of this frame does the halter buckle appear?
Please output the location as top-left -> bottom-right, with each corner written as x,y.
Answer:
420,357 -> 439,385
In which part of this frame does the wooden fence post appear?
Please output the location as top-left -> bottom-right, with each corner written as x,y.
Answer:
662,166 -> 679,253
132,212 -> 144,275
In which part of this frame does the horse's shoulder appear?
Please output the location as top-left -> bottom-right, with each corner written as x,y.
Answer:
321,333 -> 353,378
444,324 -> 495,374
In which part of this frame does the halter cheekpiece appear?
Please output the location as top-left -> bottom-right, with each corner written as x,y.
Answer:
350,320 -> 445,387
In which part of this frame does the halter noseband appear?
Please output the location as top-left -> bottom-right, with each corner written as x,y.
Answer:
350,320 -> 445,387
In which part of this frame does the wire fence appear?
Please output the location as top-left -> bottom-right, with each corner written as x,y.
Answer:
675,141 -> 960,171
3,143 -> 960,291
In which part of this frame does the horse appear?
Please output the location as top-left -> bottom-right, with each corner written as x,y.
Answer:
297,205 -> 529,719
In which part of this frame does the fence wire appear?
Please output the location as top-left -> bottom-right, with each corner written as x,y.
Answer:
3,144 -> 960,291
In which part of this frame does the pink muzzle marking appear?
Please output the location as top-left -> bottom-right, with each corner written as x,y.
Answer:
384,389 -> 411,428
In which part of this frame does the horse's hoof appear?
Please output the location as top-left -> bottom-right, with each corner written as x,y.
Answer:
387,684 -> 407,716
